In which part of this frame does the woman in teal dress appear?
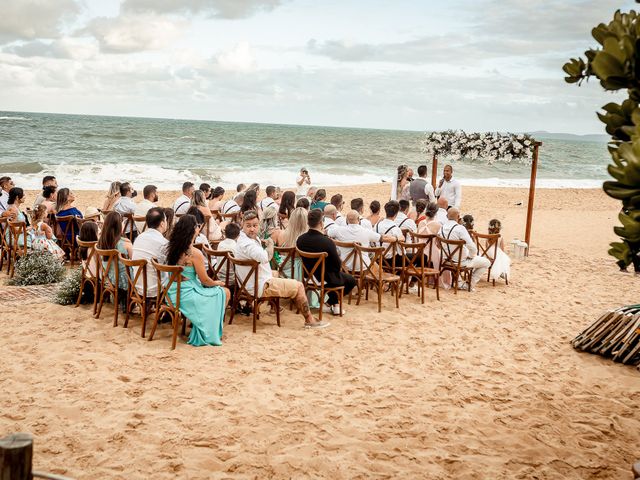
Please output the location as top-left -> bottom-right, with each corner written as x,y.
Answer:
164,214 -> 229,346
98,211 -> 133,310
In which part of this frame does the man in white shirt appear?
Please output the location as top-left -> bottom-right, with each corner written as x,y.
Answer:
0,177 -> 14,213
296,167 -> 311,200
234,211 -> 329,329
395,200 -> 417,236
173,182 -> 195,215
221,192 -> 243,215
435,197 -> 449,225
374,201 -> 404,260
33,175 -> 57,209
439,207 -> 490,290
216,222 -> 240,286
323,204 -> 340,237
258,185 -> 277,211
134,185 -> 158,232
131,207 -> 168,298
330,210 -> 397,270
435,164 -> 462,209
330,194 -> 347,226
113,182 -> 138,239
409,165 -> 436,205
350,198 -> 372,230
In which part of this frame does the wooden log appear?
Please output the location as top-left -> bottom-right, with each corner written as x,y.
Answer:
0,432 -> 33,480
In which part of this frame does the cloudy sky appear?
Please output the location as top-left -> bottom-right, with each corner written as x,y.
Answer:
0,0 -> 635,133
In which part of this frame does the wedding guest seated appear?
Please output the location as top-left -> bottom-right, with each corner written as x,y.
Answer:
259,185 -> 277,211
330,194 -> 347,226
415,199 -> 427,225
221,192 -> 243,215
31,205 -> 65,260
2,188 -> 30,248
99,211 -> 133,310
436,197 -> 449,224
329,210 -> 397,271
274,207 -> 308,248
40,185 -> 58,215
350,198 -> 372,230
199,183 -> 212,201
297,209 -> 356,315
173,181 -> 195,215
33,175 -> 57,208
235,211 -> 329,328
132,207 -> 168,298
217,222 -> 241,287
395,199 -> 417,234
209,186 -> 225,211
462,214 -> 475,234
296,197 -> 310,210
102,181 -> 121,212
241,189 -> 259,217
417,202 -> 441,235
260,206 -> 280,244
367,200 -> 381,227
135,185 -> 158,232
306,186 -> 317,203
237,183 -> 246,193
374,201 -> 404,261
192,190 -> 213,220
439,208 -> 490,291
186,207 -> 212,253
164,215 -> 230,346
55,188 -> 83,242
310,189 -> 328,211
0,177 -> 14,214
323,204 -> 340,237
163,208 -> 174,239
113,182 -> 138,240
278,191 -> 296,228
79,221 -> 99,299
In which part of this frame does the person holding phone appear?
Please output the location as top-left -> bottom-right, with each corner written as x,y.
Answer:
296,167 -> 311,200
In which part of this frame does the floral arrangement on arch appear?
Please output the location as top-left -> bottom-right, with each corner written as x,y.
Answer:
422,130 -> 537,163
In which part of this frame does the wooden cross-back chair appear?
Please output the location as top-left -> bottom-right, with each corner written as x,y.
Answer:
474,232 -> 506,285
46,212 -> 57,230
133,215 -> 147,233
274,246 -> 296,279
228,257 -> 281,333
380,240 -> 398,275
94,246 -> 121,326
54,214 -> 80,265
210,209 -> 222,222
209,238 -> 222,250
148,259 -> 186,350
333,240 -> 359,304
6,221 -> 28,278
354,244 -> 400,312
202,245 -> 231,287
438,237 -> 472,293
220,212 -> 239,224
120,256 -> 151,337
0,217 -> 10,273
296,248 -> 344,321
398,240 -> 440,303
122,213 -> 137,241
75,238 -> 99,315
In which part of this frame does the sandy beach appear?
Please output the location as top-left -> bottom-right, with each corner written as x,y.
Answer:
1,184 -> 640,479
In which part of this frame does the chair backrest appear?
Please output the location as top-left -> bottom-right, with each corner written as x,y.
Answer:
55,215 -> 79,246
296,248 -> 327,290
220,212 -> 239,223
7,221 -> 28,255
474,232 -> 500,264
438,237 -> 465,270
122,213 -> 136,240
202,244 -> 231,285
120,255 -> 147,298
354,244 -> 384,281
0,217 -> 8,251
94,246 -> 120,290
209,239 -> 222,250
133,215 -> 147,233
398,241 -> 427,276
151,259 -> 183,313
77,238 -> 99,280
407,231 -> 436,266
333,240 -> 358,276
274,245 -> 296,279
228,256 -> 260,299
210,209 -> 222,222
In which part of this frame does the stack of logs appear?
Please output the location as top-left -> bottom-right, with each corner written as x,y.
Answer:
572,304 -> 640,367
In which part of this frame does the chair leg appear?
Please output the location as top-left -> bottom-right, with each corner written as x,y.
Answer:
339,291 -> 343,317
75,278 -> 85,308
421,277 -> 425,304
171,313 -> 180,350
148,309 -> 160,341
124,295 -> 131,329
377,282 -> 382,312
95,289 -> 106,319
113,289 -> 119,327
435,275 -> 440,301
141,301 -> 147,338
317,289 -> 323,322
275,299 -> 281,327
252,299 -> 258,333
394,282 -> 399,308
505,275 -> 509,286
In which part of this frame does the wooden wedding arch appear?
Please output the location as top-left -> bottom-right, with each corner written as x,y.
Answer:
423,131 -> 541,255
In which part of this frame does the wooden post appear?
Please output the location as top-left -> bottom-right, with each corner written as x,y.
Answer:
431,154 -> 438,189
524,142 -> 541,256
0,433 -> 33,480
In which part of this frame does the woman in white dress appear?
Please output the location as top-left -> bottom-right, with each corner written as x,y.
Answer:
390,165 -> 410,201
487,219 -> 511,282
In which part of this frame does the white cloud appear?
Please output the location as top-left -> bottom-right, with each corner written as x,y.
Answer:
3,38 -> 97,60
0,0 -> 80,43
121,0 -> 285,19
216,42 -> 255,72
85,14 -> 187,54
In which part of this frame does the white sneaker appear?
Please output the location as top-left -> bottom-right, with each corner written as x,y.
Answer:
409,285 -> 419,294
322,304 -> 333,314
331,305 -> 345,315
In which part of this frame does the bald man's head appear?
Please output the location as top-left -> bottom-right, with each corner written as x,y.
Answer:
324,204 -> 337,219
437,196 -> 448,209
346,210 -> 360,225
447,207 -> 460,221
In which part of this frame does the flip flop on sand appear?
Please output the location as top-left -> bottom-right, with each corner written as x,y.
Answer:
304,321 -> 330,329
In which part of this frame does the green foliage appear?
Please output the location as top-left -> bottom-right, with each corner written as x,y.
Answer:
8,251 -> 66,286
564,8 -> 640,268
53,267 -> 82,306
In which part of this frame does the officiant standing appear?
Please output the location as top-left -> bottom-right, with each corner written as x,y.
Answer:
435,164 -> 462,209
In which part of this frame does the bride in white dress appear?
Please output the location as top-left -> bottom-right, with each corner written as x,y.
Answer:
487,219 -> 511,282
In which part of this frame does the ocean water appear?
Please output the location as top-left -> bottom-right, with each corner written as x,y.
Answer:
0,111 -> 610,190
